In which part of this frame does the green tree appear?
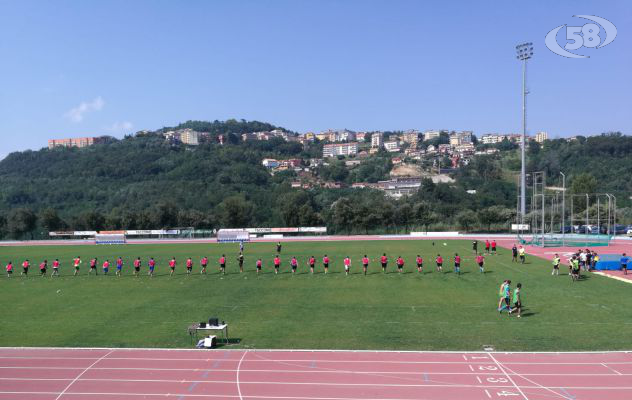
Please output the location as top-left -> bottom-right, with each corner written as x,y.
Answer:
39,208 -> 63,232
570,173 -> 598,195
332,198 -> 354,234
456,210 -> 477,232
7,208 -> 37,239
219,196 -> 253,228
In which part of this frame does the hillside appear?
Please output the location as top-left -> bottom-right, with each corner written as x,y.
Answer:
0,122 -> 629,239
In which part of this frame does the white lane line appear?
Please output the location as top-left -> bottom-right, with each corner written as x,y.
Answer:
2,366 -> 631,376
601,363 -> 623,375
476,376 -> 482,383
468,365 -> 474,372
54,349 -> 113,400
499,363 -> 574,400
236,351 -> 248,400
484,389 -> 492,398
487,352 -> 529,400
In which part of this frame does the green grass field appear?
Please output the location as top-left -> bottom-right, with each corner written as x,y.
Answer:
1,239 -> 631,351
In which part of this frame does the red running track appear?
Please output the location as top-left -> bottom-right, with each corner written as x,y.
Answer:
1,348 -> 631,400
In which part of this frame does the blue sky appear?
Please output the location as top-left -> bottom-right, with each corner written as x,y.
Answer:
0,0 -> 630,158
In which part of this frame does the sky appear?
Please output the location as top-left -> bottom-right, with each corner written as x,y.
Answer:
0,0 -> 630,158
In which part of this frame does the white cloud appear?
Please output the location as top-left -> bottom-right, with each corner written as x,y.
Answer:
105,121 -> 134,134
64,96 -> 105,123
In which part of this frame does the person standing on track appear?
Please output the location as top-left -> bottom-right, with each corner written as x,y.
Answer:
308,256 -> 316,274
435,254 -> 443,272
169,257 -> 177,277
273,255 -> 281,274
472,240 -> 478,255
73,256 -> 81,276
344,256 -> 351,276
5,261 -> 13,277
239,241 -> 244,253
200,256 -> 208,274
256,258 -> 262,275
485,240 -> 490,254
552,254 -> 560,276
276,241 -> 282,253
380,253 -> 388,273
362,255 -> 369,275
21,259 -> 30,276
476,253 -> 485,273
115,257 -> 123,277
219,254 -> 226,275
290,256 -> 298,274
416,255 -> 423,273
454,253 -> 461,275
491,240 -> 497,255
323,254 -> 330,274
396,256 -> 404,273
52,259 -> 60,277
511,244 -> 518,262
148,257 -> 155,277
621,253 -> 630,275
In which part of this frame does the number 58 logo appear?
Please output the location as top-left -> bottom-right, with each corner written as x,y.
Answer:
545,15 -> 617,58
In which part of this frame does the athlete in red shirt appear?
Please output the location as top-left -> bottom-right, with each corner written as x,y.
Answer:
39,260 -> 47,276
88,258 -> 98,275
6,262 -> 13,277
219,255 -> 226,275
308,256 -> 316,274
396,256 -> 404,273
291,257 -> 298,274
476,254 -> 485,273
485,240 -> 490,254
454,253 -> 461,275
21,259 -> 30,276
322,255 -> 330,274
256,258 -> 262,275
343,256 -> 351,276
491,240 -> 497,255
148,257 -> 155,277
133,257 -> 141,277
273,255 -> 281,274
52,259 -> 60,277
200,256 -> 208,274
102,260 -> 110,275
73,257 -> 81,276
435,254 -> 443,272
380,253 -> 388,273
362,255 -> 369,275
416,255 -> 423,273
186,258 -> 193,275
169,257 -> 176,277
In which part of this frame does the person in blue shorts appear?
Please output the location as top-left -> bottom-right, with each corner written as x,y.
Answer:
621,253 -> 630,275
116,257 -> 124,277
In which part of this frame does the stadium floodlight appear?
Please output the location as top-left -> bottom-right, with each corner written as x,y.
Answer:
516,42 -> 534,224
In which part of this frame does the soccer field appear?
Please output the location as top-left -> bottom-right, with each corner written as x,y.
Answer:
1,239 -> 630,351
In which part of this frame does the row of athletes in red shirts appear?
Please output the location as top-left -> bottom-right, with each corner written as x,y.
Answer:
5,253 -> 487,277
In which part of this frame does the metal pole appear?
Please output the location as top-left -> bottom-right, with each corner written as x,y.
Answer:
586,194 -> 589,247
607,194 -> 611,236
597,197 -> 600,234
541,193 -> 545,247
561,172 -> 565,246
520,59 -> 527,224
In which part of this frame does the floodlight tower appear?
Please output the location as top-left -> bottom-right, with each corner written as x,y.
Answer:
516,42 -> 533,224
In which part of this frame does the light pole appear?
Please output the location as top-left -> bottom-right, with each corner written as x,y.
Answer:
516,42 -> 533,224
560,171 -> 565,246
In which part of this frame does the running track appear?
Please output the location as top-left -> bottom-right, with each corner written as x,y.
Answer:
1,348 -> 632,400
